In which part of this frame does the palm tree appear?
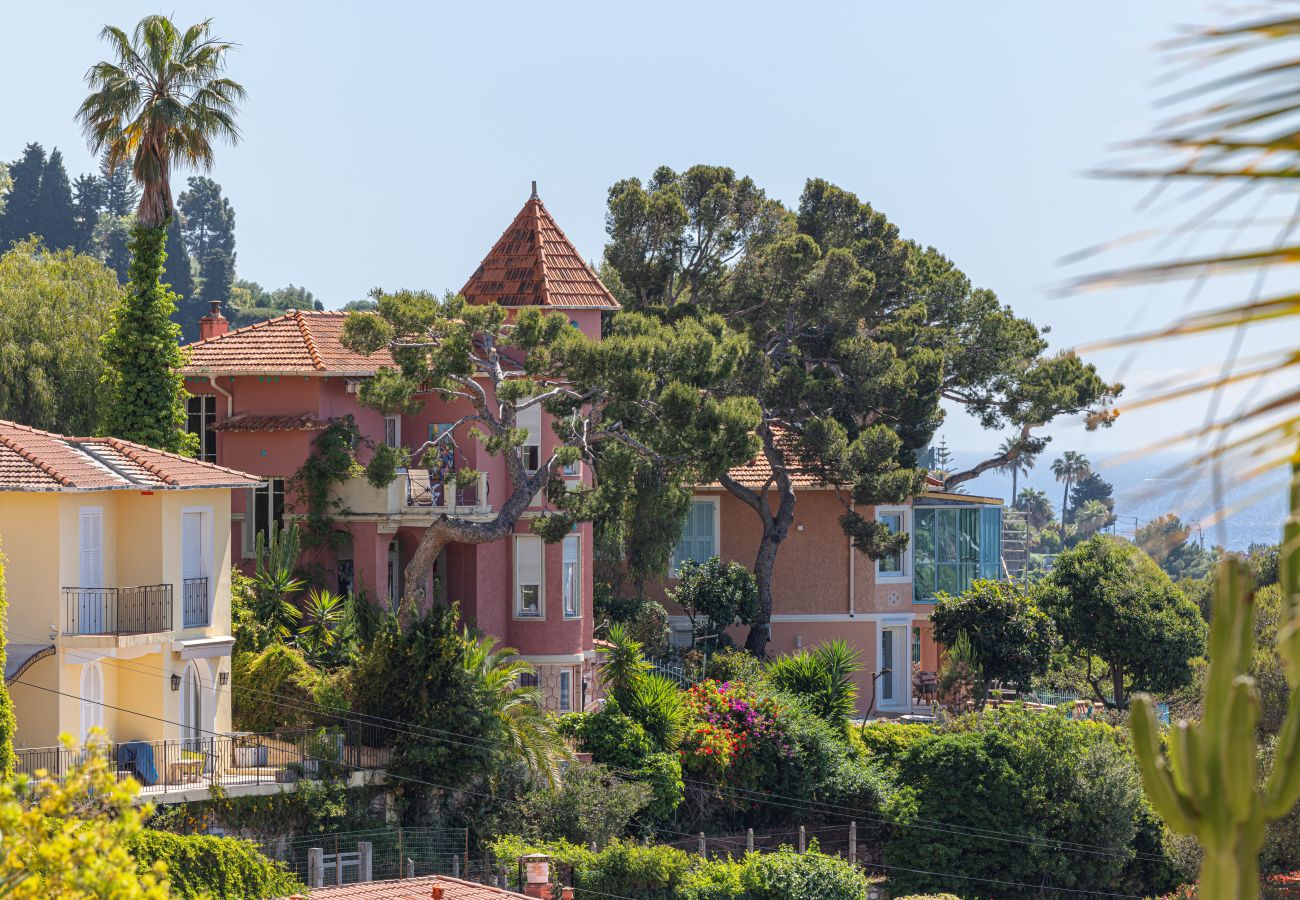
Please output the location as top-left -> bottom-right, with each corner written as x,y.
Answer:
76,16 -> 244,451
596,622 -> 652,707
462,630 -> 571,788
1074,499 -> 1112,541
1013,487 -> 1055,531
1050,451 -> 1091,542
996,437 -> 1038,506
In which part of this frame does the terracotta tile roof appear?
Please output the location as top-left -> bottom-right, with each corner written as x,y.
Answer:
290,875 -> 530,899
181,310 -> 395,375
718,425 -> 824,489
0,420 -> 262,492
461,190 -> 621,310
212,413 -> 329,433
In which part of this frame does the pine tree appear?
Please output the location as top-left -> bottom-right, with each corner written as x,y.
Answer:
178,176 -> 236,302
34,148 -> 75,250
0,143 -> 45,248
94,212 -> 134,283
99,153 -> 138,217
163,215 -> 199,340
70,174 -> 104,253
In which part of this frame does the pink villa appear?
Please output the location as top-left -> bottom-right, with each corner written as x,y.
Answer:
647,439 -> 1006,716
180,191 -> 618,711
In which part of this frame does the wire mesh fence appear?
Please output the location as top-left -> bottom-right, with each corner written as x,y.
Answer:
251,826 -> 469,887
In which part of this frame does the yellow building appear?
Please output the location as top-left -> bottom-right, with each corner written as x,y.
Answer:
0,420 -> 259,754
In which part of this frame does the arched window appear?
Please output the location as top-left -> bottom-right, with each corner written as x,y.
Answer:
79,661 -> 104,744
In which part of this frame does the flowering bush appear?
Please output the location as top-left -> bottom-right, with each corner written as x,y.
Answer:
679,680 -> 789,779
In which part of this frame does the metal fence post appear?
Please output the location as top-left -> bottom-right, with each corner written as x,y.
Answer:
452,854 -> 460,878
798,825 -> 806,854
335,835 -> 342,886
397,827 -> 403,879
698,832 -> 706,857
746,829 -> 754,853
406,858 -> 415,878
307,848 -> 324,888
849,821 -> 857,865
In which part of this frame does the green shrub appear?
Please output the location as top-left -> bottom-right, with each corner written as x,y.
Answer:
568,703 -> 654,768
765,640 -> 862,730
517,762 -> 653,847
636,750 -> 685,825
736,843 -> 870,900
884,706 -> 1178,899
128,830 -> 304,899
231,643 -> 320,732
705,648 -> 765,685
856,720 -> 933,770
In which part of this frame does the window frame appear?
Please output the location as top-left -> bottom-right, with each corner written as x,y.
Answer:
243,478 -> 285,559
875,505 -> 911,582
514,534 -> 545,620
558,669 -> 573,712
383,415 -> 402,449
516,402 -> 542,475
669,496 -> 721,578
80,661 -> 104,744
186,394 -> 217,462
561,534 -> 582,619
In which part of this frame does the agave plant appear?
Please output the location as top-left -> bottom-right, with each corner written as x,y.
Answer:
596,622 -> 652,708
462,629 -> 571,788
767,639 -> 862,729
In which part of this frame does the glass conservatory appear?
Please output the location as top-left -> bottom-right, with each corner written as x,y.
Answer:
911,503 -> 1003,602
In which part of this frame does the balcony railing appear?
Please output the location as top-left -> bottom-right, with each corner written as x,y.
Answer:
15,726 -> 394,800
403,469 -> 490,514
63,584 -> 172,636
182,577 -> 209,628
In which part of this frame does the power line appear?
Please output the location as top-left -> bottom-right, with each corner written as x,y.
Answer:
18,631 -> 1165,863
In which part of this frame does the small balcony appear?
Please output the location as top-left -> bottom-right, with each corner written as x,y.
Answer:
63,584 -> 173,636
332,469 -> 492,521
402,469 -> 490,514
182,577 -> 210,629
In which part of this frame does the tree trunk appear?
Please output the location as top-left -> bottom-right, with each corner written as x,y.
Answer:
745,522 -> 782,656
1111,663 -> 1127,711
1011,468 -> 1018,506
1061,478 -> 1071,544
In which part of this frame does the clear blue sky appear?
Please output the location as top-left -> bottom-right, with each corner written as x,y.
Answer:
4,1 -> 1292,454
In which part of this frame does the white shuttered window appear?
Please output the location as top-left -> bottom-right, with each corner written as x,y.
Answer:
515,535 -> 544,618
516,403 -> 542,473
79,508 -> 104,634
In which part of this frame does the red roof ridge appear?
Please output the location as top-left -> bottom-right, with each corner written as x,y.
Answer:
533,198 -> 550,305
0,428 -> 72,486
291,309 -> 327,371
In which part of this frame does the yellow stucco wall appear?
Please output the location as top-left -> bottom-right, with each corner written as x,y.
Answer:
0,487 -> 235,749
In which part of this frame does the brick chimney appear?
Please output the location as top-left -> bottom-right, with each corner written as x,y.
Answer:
199,299 -> 229,340
521,854 -> 552,899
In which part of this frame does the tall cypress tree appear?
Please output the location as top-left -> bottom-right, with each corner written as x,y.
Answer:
178,176 -> 236,303
164,214 -> 200,340
0,143 -> 46,248
99,153 -> 138,217
71,173 -> 104,254
35,148 -> 75,250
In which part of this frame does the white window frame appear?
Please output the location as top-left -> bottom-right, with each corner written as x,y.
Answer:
516,402 -> 542,474
669,496 -> 720,578
561,458 -> 581,478
383,415 -> 401,449
562,534 -> 581,619
80,661 -> 104,744
514,534 -> 544,619
558,669 -> 573,711
181,506 -> 214,626
875,505 -> 911,582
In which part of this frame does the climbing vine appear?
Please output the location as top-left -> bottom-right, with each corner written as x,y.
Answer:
290,417 -> 364,549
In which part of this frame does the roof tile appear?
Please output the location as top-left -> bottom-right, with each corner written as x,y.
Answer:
292,874 -> 530,899
212,413 -> 329,433
461,192 -> 621,310
181,310 -> 394,375
0,420 -> 262,492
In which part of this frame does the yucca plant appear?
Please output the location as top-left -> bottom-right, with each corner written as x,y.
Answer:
596,622 -> 652,708
252,521 -> 305,634
1131,462 -> 1300,899
294,589 -> 346,662
621,672 -> 688,751
767,639 -> 862,729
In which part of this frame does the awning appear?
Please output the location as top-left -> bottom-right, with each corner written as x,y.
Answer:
6,644 -> 55,685
171,636 -> 235,660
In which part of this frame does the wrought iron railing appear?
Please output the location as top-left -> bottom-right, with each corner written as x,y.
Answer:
182,577 -> 209,628
63,584 -> 173,636
14,724 -> 395,800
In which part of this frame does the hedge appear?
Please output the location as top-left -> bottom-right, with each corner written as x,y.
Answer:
128,830 -> 304,899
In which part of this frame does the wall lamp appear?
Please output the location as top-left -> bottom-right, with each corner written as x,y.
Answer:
219,671 -> 230,686
170,673 -> 181,692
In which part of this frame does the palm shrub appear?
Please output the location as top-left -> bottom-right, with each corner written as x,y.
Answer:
462,630 -> 571,788
252,521 -> 306,634
766,639 -> 862,730
293,588 -> 346,663
76,16 -> 243,451
597,622 -> 652,707
621,673 -> 687,751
